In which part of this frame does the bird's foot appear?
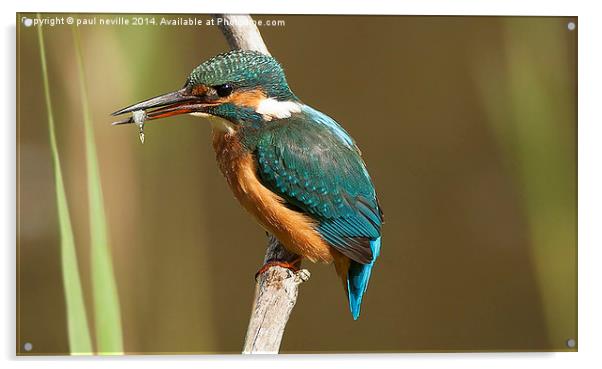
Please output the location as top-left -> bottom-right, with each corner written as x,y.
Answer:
255,257 -> 302,281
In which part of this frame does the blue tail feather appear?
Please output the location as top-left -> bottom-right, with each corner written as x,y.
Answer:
347,237 -> 381,320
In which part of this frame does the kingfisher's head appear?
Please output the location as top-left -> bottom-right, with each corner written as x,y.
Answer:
112,50 -> 301,128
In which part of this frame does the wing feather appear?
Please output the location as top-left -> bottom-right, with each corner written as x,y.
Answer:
254,113 -> 382,264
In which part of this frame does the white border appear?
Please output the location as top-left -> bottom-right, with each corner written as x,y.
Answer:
3,1 -> 600,368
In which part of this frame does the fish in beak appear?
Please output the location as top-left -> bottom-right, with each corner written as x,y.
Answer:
111,87 -> 210,125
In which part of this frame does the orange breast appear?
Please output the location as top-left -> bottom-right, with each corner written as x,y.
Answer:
212,128 -> 336,264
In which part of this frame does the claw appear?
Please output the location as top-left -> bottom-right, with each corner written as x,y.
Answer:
255,257 -> 302,281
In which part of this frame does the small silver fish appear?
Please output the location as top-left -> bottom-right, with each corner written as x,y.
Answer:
132,110 -> 147,144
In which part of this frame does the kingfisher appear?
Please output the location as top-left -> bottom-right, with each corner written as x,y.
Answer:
112,50 -> 383,320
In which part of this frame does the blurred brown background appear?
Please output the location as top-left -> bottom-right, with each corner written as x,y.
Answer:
17,15 -> 577,354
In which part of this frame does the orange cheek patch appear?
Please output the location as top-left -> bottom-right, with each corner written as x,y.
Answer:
192,85 -> 267,109
225,89 -> 267,109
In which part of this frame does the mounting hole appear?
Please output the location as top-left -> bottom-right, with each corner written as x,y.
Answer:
22,17 -> 33,27
23,342 -> 33,352
566,338 -> 576,348
567,22 -> 576,31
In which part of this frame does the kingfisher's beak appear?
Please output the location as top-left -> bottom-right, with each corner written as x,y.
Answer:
111,88 -> 208,125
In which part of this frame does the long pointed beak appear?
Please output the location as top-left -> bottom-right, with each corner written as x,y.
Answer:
111,88 -> 206,125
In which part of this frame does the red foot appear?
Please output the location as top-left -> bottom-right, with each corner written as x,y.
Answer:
255,257 -> 302,280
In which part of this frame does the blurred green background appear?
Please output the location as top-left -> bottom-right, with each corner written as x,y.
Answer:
16,14 -> 577,354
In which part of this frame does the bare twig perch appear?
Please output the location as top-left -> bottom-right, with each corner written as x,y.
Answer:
213,13 -> 311,354
244,235 -> 310,353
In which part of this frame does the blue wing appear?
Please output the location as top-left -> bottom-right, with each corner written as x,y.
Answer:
254,106 -> 383,264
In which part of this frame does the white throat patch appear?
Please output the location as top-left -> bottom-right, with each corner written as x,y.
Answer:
256,98 -> 301,120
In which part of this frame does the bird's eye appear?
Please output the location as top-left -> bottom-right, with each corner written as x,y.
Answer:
214,84 -> 233,98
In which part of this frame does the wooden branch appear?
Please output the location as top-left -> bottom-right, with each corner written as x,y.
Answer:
214,14 -> 270,56
212,13 -> 311,355
243,235 -> 310,354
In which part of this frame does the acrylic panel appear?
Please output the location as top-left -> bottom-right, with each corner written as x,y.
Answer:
16,13 -> 577,355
